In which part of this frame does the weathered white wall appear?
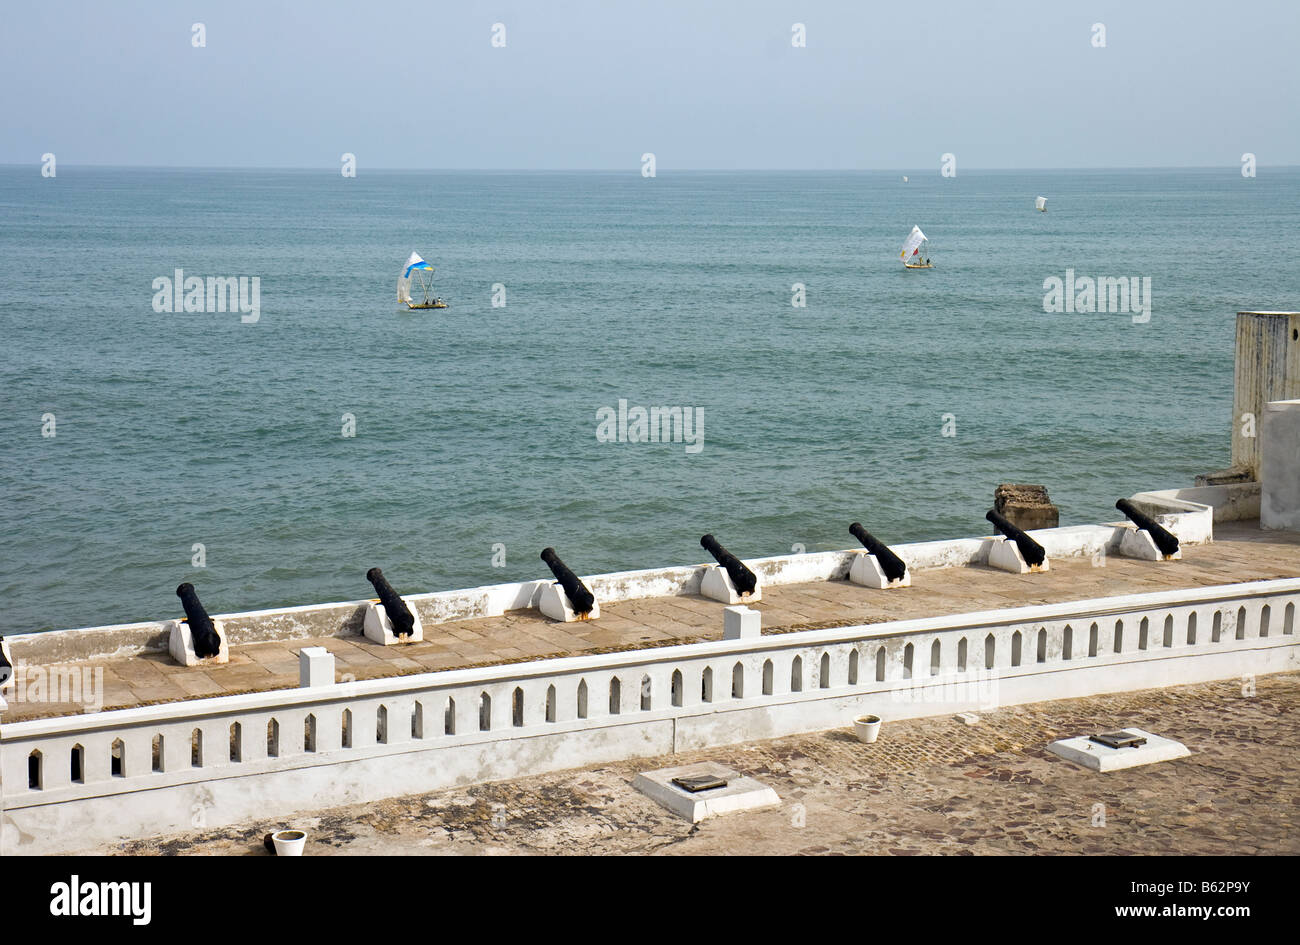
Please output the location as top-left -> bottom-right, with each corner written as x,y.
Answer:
1231,312 -> 1300,476
1262,399 -> 1300,529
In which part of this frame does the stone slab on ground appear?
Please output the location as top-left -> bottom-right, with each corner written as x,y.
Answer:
632,761 -> 779,822
1047,728 -> 1191,772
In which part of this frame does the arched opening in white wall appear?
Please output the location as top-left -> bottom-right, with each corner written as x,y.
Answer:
930,640 -> 941,676
305,714 -> 318,751
1260,605 -> 1271,637
1236,606 -> 1247,640
377,704 -> 390,743
820,652 -> 832,688
412,703 -> 423,739
444,698 -> 456,735
576,680 -> 588,719
641,674 -> 653,710
342,709 -> 353,748
732,663 -> 745,699
903,643 -> 914,679
71,743 -> 85,782
1114,620 -> 1124,653
848,648 -> 860,685
671,669 -> 683,707
151,734 -> 163,773
1011,632 -> 1022,667
957,637 -> 968,672
227,724 -> 240,764
609,677 -> 622,715
876,647 -> 887,681
1285,602 -> 1296,635
267,718 -> 281,757
512,687 -> 525,727
1062,625 -> 1073,661
984,634 -> 996,670
1036,629 -> 1047,664
546,685 -> 557,722
112,737 -> 126,776
1163,614 -> 1174,647
1212,611 -> 1223,641
190,729 -> 202,768
1187,612 -> 1198,645
763,659 -> 775,694
791,656 -> 804,692
480,692 -> 493,730
1088,622 -> 1098,658
1139,617 -> 1149,650
702,667 -> 714,702
28,749 -> 42,790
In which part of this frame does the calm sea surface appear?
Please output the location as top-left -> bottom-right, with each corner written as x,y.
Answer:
2,167 -> 1297,634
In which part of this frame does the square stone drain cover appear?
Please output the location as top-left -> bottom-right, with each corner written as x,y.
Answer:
1047,727 -> 1190,772
633,761 -> 779,823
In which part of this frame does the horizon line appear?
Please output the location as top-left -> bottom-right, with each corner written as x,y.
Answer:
4,162 -> 1297,173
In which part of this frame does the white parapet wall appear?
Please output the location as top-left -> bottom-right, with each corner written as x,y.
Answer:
4,489 -> 1232,666
2,578 -> 1296,854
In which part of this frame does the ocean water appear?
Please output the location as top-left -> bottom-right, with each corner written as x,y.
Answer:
2,166 -> 1297,635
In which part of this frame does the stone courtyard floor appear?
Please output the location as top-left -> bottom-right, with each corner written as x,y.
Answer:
94,671 -> 1300,856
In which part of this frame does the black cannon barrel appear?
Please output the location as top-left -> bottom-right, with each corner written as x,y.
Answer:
175,583 -> 223,658
700,534 -> 758,595
1115,499 -> 1181,557
0,636 -> 12,688
540,548 -> 596,614
985,510 -> 1047,568
365,568 -> 417,637
848,523 -> 908,583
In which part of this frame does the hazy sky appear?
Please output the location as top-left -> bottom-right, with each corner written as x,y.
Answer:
2,0 -> 1297,170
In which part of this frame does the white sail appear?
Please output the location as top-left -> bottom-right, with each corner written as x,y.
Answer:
899,225 -> 927,262
397,251 -> 432,303
1035,196 -> 1048,212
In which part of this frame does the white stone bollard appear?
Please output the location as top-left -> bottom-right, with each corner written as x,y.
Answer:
723,605 -> 761,640
0,636 -> 12,711
1117,526 -> 1181,561
166,618 -> 229,666
987,536 -> 1050,574
700,565 -> 762,604
849,552 -> 911,588
298,646 -> 335,687
363,601 -> 424,645
538,582 -> 601,622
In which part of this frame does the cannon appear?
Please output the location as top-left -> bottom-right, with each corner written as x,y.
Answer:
700,534 -> 758,596
849,523 -> 908,584
365,568 -> 417,638
985,509 -> 1047,569
175,583 -> 223,659
1116,499 -> 1181,558
0,635 -> 12,689
540,548 -> 596,616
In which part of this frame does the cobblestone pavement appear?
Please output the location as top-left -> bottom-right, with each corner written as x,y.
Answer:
101,672 -> 1300,856
10,522 -> 1300,722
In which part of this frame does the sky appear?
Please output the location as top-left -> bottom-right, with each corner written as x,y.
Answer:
2,0 -> 1297,170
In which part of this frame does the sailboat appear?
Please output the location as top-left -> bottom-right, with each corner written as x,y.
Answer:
1035,196 -> 1048,212
397,251 -> 448,309
900,225 -> 933,269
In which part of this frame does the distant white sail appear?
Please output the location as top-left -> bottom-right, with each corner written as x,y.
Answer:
899,225 -> 927,262
1035,196 -> 1048,212
397,251 -> 434,303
